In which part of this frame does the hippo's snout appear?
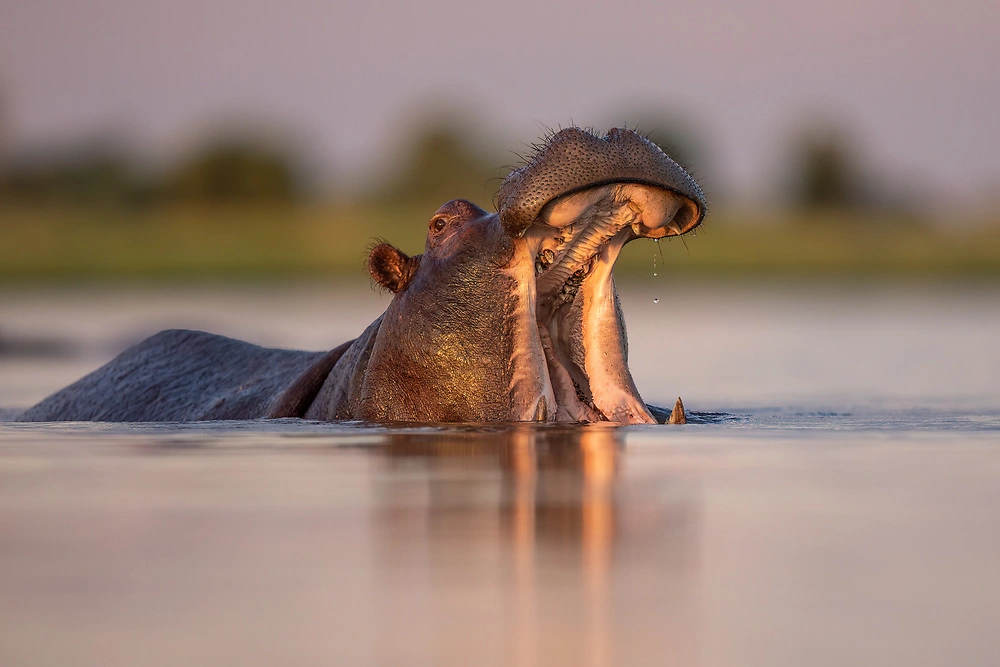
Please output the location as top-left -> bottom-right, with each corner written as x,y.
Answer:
498,127 -> 707,239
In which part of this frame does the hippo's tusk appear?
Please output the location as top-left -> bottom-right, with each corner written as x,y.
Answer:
533,396 -> 548,421
668,397 -> 687,425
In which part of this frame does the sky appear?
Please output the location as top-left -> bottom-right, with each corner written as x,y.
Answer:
2,0 -> 999,205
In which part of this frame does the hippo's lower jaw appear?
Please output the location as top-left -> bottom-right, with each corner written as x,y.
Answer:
518,183 -> 697,424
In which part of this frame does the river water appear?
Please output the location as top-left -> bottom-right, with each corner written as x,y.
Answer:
1,282 -> 998,666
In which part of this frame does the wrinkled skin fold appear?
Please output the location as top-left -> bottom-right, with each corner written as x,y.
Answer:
18,128 -> 706,424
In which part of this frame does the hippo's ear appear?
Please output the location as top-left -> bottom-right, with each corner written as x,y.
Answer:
368,243 -> 420,293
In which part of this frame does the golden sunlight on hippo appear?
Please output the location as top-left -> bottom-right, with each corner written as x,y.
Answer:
19,128 -> 706,424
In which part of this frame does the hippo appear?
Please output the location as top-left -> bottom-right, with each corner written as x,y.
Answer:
18,127 -> 706,424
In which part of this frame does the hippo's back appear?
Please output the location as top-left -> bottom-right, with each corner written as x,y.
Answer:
19,329 -> 324,422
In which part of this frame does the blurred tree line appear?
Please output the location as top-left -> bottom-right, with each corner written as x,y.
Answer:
370,118 -> 501,207
781,124 -> 919,216
0,137 -> 303,206
0,105 -> 919,219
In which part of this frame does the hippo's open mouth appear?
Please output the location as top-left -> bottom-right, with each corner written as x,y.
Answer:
531,182 -> 700,309
499,127 -> 706,424
523,183 -> 701,423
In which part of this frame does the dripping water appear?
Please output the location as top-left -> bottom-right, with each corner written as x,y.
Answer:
652,238 -> 661,304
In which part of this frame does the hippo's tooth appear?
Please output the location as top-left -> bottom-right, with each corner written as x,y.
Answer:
666,220 -> 682,236
533,396 -> 548,421
668,397 -> 687,425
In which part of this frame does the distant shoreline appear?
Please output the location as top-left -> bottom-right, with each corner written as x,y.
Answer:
2,203 -> 998,282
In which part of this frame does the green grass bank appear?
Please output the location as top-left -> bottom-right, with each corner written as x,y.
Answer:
2,204 -> 998,282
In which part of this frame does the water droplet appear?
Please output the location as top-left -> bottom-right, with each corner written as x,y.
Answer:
653,298 -> 659,304
653,272 -> 657,277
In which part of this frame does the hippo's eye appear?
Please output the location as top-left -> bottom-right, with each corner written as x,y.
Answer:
431,216 -> 448,233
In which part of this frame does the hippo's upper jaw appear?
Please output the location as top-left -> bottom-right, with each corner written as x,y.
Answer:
498,127 -> 706,239
500,127 -> 707,424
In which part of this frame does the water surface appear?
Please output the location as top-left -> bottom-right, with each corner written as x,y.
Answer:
1,283 -> 998,666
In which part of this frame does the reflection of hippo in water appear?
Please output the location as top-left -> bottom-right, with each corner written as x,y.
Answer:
19,128 -> 705,424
